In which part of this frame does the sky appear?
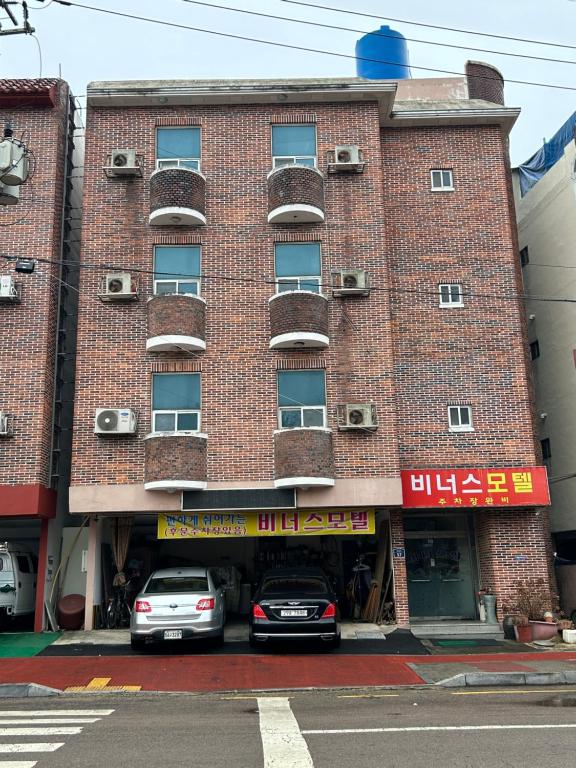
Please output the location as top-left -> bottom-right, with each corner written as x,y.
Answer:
0,0 -> 575,166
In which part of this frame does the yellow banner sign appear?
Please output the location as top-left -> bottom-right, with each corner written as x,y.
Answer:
158,509 -> 375,539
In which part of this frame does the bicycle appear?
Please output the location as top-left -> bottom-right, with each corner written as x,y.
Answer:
106,580 -> 132,629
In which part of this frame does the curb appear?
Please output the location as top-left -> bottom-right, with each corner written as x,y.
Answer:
437,671 -> 576,687
0,683 -> 62,698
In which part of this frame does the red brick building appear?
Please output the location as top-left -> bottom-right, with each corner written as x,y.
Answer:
0,79 -> 80,630
71,64 -> 552,630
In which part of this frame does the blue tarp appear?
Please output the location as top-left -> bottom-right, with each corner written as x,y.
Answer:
518,110 -> 576,197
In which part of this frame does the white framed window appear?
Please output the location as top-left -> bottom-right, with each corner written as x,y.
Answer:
154,245 -> 201,296
430,169 -> 454,191
152,373 -> 201,433
275,242 -> 321,293
272,124 -> 317,168
156,127 -> 201,171
448,405 -> 473,432
439,283 -> 463,307
277,370 -> 326,429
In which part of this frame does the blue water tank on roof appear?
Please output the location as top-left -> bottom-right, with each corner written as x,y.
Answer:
356,26 -> 411,80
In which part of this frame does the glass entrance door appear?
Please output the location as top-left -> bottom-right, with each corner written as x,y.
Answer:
404,513 -> 477,620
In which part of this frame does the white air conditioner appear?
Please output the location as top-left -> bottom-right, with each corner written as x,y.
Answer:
94,408 -> 137,435
0,139 -> 28,186
0,275 -> 15,298
334,145 -> 361,165
106,149 -> 141,177
105,273 -> 132,296
0,412 -> 10,436
339,403 -> 378,431
332,269 -> 370,297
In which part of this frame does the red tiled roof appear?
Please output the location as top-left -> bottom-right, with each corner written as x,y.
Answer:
0,79 -> 60,107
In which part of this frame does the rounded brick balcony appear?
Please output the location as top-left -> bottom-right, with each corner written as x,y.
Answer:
147,294 -> 206,353
144,432 -> 208,491
274,428 -> 334,489
267,166 -> 325,224
149,167 -> 206,226
269,291 -> 329,349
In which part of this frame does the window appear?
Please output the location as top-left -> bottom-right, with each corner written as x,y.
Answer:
272,124 -> 317,168
156,127 -> 201,171
520,246 -> 530,267
430,169 -> 454,191
541,438 -> 551,461
277,370 -> 326,429
439,283 -> 463,307
275,242 -> 321,293
530,340 -> 540,360
154,246 -> 201,295
448,405 -> 473,432
152,373 -> 201,433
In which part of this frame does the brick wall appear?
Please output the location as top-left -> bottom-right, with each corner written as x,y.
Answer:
0,80 -> 70,488
73,101 -> 399,485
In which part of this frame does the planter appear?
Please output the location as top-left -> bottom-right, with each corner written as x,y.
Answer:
562,629 -> 576,644
529,620 -> 558,641
502,615 -> 517,640
514,624 -> 533,643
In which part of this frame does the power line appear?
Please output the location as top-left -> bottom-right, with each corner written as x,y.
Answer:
47,0 -> 576,93
177,0 -> 576,68
2,252 -> 576,308
280,0 -> 576,52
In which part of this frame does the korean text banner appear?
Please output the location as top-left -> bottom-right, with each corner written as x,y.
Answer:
158,509 -> 375,539
401,467 -> 550,508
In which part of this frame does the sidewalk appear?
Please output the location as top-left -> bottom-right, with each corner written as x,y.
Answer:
1,626 -> 576,695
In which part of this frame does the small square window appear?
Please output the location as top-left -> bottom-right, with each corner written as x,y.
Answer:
520,246 -> 529,267
152,373 -> 201,433
275,242 -> 321,294
156,127 -> 201,171
431,169 -> 454,191
448,405 -> 473,432
277,370 -> 326,429
541,438 -> 551,460
154,245 -> 201,296
530,340 -> 540,360
272,124 -> 317,168
439,283 -> 463,307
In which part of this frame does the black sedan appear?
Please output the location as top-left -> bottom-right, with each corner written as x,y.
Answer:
249,566 -> 341,649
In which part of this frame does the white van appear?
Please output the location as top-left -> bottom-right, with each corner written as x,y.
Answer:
0,542 -> 37,621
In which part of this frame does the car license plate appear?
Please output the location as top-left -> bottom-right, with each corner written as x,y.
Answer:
163,629 -> 183,640
281,609 -> 307,617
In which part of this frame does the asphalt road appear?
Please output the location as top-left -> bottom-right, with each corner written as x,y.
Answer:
1,687 -> 576,767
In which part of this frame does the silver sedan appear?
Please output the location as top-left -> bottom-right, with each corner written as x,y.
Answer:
129,567 -> 226,650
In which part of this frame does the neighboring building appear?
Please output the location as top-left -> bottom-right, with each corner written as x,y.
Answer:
514,114 -> 576,563
0,79 -> 81,630
70,63 -> 552,630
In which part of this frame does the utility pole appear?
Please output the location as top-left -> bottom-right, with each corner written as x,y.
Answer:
0,1 -> 35,36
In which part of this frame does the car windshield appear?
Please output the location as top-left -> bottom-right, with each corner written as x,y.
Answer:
261,577 -> 328,596
144,576 -> 209,594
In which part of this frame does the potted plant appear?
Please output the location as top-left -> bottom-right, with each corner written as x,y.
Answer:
513,614 -> 532,643
505,579 -> 559,642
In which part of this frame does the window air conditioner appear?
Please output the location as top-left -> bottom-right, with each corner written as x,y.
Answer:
105,149 -> 141,177
0,275 -> 16,299
94,408 -> 138,435
0,412 -> 11,436
332,269 -> 370,297
334,145 -> 361,165
339,403 -> 378,431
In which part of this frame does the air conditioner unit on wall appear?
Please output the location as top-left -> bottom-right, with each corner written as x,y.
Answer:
98,272 -> 138,302
104,149 -> 142,177
328,145 -> 365,173
332,269 -> 370,297
0,275 -> 17,301
338,403 -> 378,431
94,408 -> 138,435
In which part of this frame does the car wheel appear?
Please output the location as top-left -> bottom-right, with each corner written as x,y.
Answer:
130,635 -> 145,651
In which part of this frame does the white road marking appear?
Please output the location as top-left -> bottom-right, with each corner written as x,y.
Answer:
302,724 -> 576,735
0,762 -> 38,767
258,697 -> 314,768
0,719 -> 99,725
0,711 -> 114,717
0,744 -> 63,753
0,728 -> 82,736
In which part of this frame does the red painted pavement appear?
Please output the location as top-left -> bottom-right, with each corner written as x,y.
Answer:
0,655 -> 425,692
1,652 -> 575,692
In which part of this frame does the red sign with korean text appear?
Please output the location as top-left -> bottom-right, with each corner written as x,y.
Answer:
401,467 -> 550,508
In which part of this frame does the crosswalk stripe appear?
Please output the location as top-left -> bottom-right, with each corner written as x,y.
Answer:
0,761 -> 38,767
0,728 -> 83,736
0,719 -> 99,725
0,744 -> 63,753
0,711 -> 113,717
